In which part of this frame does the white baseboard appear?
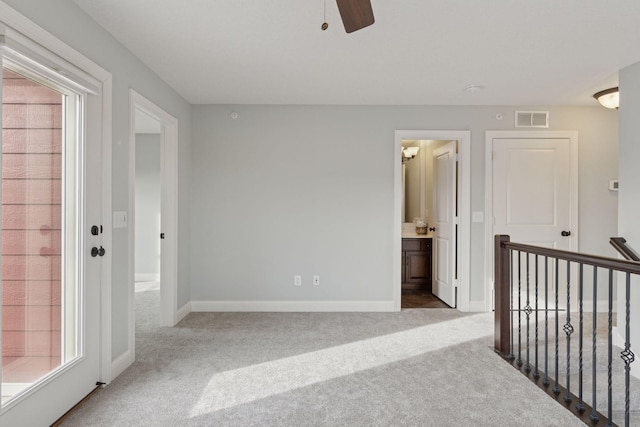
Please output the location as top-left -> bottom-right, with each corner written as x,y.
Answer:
177,301 -> 191,322
135,273 -> 159,282
190,300 -> 395,312
110,349 -> 133,381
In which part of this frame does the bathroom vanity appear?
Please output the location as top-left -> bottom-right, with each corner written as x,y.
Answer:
401,234 -> 432,293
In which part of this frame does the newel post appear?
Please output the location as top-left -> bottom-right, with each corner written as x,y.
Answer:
494,234 -> 511,356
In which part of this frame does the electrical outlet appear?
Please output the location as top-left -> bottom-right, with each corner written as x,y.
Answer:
313,275 -> 320,286
294,275 -> 302,286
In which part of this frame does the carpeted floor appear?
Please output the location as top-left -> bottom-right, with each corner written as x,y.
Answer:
60,290 -> 586,426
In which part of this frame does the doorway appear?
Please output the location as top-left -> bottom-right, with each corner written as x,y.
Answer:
401,139 -> 455,309
134,110 -> 162,332
394,130 -> 471,311
128,90 -> 179,364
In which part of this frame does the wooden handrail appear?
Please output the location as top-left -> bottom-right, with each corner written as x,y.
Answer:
501,240 -> 640,275
610,237 -> 640,262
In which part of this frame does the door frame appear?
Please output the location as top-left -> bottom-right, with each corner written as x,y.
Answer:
128,90 -> 179,361
394,130 -> 471,311
484,130 -> 579,311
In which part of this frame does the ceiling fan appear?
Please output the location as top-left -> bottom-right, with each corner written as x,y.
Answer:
330,0 -> 375,33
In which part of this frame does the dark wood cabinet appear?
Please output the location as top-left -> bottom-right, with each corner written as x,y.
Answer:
401,238 -> 432,293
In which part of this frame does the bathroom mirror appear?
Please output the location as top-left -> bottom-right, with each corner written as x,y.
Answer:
402,140 -> 425,223
401,139 -> 450,224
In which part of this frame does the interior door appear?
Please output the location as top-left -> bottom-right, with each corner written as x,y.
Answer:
493,138 -> 572,248
492,137 -> 573,308
432,141 -> 457,307
0,58 -> 102,425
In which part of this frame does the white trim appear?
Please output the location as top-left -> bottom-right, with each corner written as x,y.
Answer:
100,77 -> 113,384
484,130 -> 579,312
394,130 -> 471,311
0,0 -> 113,387
110,350 -> 133,381
191,300 -> 396,312
129,90 -> 179,366
135,273 -> 160,283
177,302 -> 191,322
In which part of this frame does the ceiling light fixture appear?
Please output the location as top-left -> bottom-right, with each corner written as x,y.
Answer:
593,87 -> 619,109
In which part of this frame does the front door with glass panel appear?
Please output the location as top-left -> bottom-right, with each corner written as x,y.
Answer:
0,54 -> 102,425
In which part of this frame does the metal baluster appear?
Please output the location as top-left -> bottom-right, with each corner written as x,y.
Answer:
534,254 -> 540,380
607,269 -> 613,427
564,261 -> 573,404
577,263 -> 585,412
517,251 -> 523,368
510,250 -> 515,359
621,272 -> 635,427
543,255 -> 550,387
554,258 -> 561,395
525,253 -> 532,374
590,266 -> 599,422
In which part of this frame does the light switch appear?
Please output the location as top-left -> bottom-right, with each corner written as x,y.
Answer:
472,211 -> 484,223
113,211 -> 128,228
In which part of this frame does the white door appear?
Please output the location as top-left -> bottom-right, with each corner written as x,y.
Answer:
492,138 -> 573,249
0,58 -> 103,424
432,141 -> 457,307
492,137 -> 575,309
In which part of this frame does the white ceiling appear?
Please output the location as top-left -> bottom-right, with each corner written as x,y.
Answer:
73,0 -> 640,106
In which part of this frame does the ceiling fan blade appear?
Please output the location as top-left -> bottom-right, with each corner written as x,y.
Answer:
336,0 -> 375,33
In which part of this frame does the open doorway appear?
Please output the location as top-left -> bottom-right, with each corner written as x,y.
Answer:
401,140 -> 456,309
394,130 -> 471,312
134,110 -> 162,332
128,90 -> 179,363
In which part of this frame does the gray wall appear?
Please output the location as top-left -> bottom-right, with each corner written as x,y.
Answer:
135,134 -> 161,279
191,105 -> 618,305
3,0 -> 192,360
618,61 -> 640,377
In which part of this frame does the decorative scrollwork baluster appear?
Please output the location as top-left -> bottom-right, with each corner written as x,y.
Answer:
525,253 -> 532,374
553,258 -> 560,395
564,261 -> 573,404
533,254 -> 540,380
589,266 -> 598,422
576,263 -> 585,412
543,255 -> 550,387
622,272 -> 635,427
517,251 -> 523,368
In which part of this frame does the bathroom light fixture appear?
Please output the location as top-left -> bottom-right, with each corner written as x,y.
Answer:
593,87 -> 619,109
402,146 -> 419,163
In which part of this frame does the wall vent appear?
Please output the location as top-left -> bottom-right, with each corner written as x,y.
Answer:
515,111 -> 549,128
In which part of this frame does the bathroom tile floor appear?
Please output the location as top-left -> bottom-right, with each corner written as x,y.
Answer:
401,292 -> 451,309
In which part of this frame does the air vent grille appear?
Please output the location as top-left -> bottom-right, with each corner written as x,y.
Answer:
515,111 -> 549,128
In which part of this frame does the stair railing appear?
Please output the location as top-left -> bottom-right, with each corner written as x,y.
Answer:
495,234 -> 640,427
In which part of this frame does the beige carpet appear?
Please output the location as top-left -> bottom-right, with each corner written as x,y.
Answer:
60,300 -> 585,426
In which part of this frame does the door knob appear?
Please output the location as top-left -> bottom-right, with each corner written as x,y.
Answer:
428,227 -> 436,232
91,246 -> 106,257
561,230 -> 571,237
